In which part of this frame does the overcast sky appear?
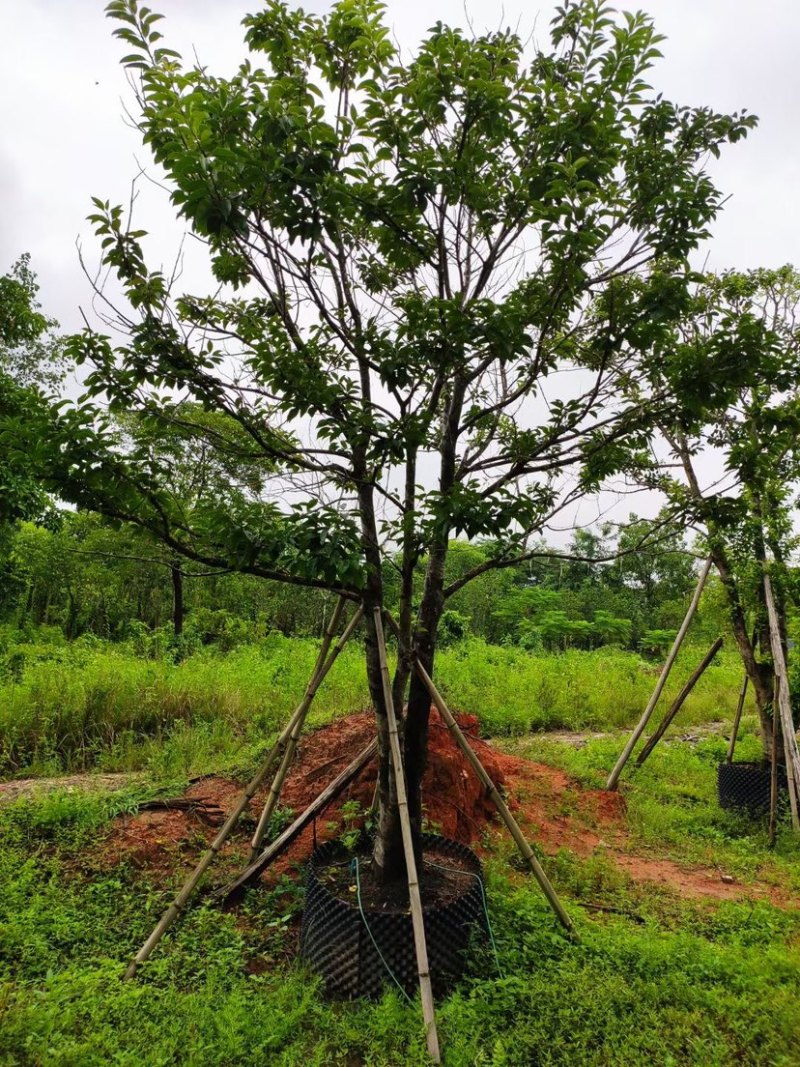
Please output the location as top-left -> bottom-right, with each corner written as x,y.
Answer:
2,0 -> 798,540
2,0 -> 799,329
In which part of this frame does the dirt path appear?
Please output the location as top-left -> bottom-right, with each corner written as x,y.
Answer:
520,720 -> 731,749
0,720 -> 732,801
0,772 -> 140,803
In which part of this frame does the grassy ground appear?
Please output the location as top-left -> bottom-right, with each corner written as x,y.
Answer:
0,632 -> 750,777
1,717 -> 799,1064
1,631 -> 797,1065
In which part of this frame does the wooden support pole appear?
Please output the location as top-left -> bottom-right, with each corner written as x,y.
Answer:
246,602 -> 362,863
636,637 -> 724,766
763,573 -> 800,831
411,654 -> 574,934
214,738 -> 378,900
606,556 -> 713,790
124,712 -> 303,978
373,607 -> 441,1065
769,677 -> 780,848
122,601 -> 354,979
727,627 -> 756,764
727,674 -> 749,763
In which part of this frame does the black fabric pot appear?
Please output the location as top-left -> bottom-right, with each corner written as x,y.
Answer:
717,760 -> 787,815
299,833 -> 488,999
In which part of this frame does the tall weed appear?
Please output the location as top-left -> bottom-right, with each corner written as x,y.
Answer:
0,635 -> 750,775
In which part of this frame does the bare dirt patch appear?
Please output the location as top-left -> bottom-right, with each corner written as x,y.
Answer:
73,711 -> 790,907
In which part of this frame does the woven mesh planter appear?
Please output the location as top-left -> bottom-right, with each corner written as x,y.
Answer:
299,833 -> 488,999
717,760 -> 787,816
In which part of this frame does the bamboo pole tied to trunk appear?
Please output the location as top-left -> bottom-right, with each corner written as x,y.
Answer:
411,652 -> 573,935
373,607 -> 441,1065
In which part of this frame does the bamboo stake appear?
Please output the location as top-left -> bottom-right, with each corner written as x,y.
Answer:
122,602 -> 353,979
636,637 -> 724,766
606,556 -> 713,790
769,677 -> 780,848
246,602 -> 362,863
782,722 -> 800,831
412,654 -> 574,934
373,607 -> 441,1065
763,573 -> 800,831
727,626 -> 756,763
214,738 -> 379,900
727,674 -> 748,763
124,713 -> 301,978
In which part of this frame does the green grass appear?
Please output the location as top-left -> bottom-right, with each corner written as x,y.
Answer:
438,639 -> 748,735
0,633 -> 752,777
0,634 -> 370,777
1,634 -> 798,1065
0,787 -> 798,1067
501,722 -> 800,893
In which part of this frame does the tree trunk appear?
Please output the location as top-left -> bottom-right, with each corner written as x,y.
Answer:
404,377 -> 466,848
171,562 -> 184,638
404,550 -> 446,847
711,543 -> 775,758
66,586 -> 79,639
670,431 -> 776,758
355,474 -> 405,882
390,450 -> 418,715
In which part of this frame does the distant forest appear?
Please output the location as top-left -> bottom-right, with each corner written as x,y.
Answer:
1,511 -> 726,656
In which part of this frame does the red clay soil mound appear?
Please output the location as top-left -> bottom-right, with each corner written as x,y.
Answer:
274,708 -> 510,845
97,708 -> 514,874
94,713 -> 795,906
423,713 -> 508,841
254,708 -> 513,878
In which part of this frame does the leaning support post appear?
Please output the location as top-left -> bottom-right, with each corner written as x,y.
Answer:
122,599 -> 354,980
214,737 -> 378,900
246,601 -> 362,863
606,556 -> 713,790
727,627 -> 756,764
411,653 -> 573,934
373,607 -> 441,1065
763,573 -> 800,831
636,636 -> 724,766
769,678 -> 780,848
727,673 -> 749,763
124,713 -> 304,978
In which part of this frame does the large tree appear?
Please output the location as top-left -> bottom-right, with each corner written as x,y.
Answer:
611,266 -> 800,756
2,0 -> 753,878
0,256 -> 68,529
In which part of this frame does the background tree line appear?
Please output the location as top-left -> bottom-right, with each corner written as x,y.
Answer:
1,507 -> 726,657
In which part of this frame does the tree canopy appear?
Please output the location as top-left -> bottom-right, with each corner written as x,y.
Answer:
0,0 -> 756,874
613,265 -> 800,749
